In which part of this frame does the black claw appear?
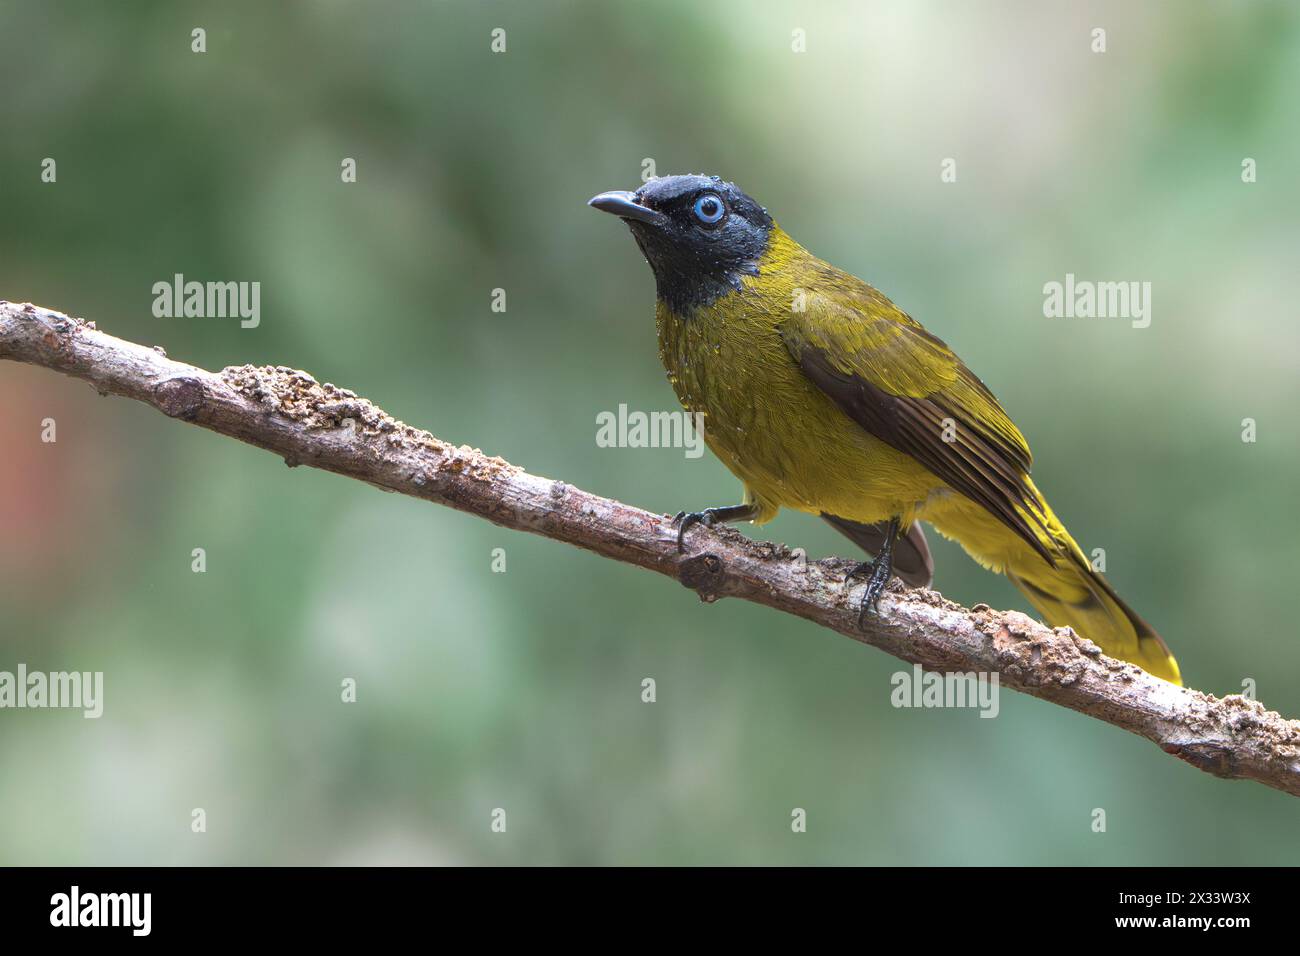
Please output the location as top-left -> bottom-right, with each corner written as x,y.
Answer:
854,560 -> 894,628
671,504 -> 759,553
845,516 -> 900,629
673,510 -> 715,552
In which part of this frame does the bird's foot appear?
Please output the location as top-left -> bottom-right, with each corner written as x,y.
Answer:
672,509 -> 722,552
844,556 -> 895,628
670,504 -> 757,553
842,516 -> 900,628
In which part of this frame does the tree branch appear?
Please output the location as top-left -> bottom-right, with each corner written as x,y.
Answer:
4,299 -> 1299,798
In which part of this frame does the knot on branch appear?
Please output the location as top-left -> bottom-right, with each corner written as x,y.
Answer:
679,552 -> 725,602
154,376 -> 206,420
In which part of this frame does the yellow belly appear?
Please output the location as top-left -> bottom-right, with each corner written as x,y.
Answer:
656,296 -> 944,526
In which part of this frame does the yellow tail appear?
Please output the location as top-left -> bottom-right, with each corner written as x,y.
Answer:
924,480 -> 1182,685
1003,542 -> 1182,685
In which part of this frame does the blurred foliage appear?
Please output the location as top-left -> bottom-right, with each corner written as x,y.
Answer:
1,0 -> 1298,864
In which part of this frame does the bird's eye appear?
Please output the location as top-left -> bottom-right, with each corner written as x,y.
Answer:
692,193 -> 725,225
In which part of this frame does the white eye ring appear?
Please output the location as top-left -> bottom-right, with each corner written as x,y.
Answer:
693,193 -> 725,225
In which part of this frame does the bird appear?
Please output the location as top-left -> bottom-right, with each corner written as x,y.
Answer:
589,173 -> 1181,685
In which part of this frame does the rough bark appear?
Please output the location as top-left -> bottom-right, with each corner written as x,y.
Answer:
4,299 -> 1299,798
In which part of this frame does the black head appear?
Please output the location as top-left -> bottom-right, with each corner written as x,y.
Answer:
588,174 -> 774,313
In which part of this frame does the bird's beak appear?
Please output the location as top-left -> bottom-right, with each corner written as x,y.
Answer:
587,190 -> 663,225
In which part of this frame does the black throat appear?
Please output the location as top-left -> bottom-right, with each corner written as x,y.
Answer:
628,221 -> 770,315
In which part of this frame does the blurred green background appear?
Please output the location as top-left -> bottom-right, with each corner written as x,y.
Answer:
2,0 -> 1298,865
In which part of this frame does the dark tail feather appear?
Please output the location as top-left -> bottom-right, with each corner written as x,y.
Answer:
821,514 -> 934,588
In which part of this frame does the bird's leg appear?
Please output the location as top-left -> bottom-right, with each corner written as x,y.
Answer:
671,503 -> 759,553
844,516 -> 900,627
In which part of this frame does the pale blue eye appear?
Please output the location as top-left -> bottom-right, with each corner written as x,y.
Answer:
693,193 -> 725,224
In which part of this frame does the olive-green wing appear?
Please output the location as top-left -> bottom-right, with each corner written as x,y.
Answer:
781,279 -> 1056,565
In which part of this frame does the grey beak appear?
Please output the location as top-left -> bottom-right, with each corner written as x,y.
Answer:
587,190 -> 663,225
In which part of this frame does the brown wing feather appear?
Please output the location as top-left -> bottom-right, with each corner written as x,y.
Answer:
783,290 -> 1057,567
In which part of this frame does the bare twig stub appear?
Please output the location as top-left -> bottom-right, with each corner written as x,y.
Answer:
4,299 -> 1299,797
